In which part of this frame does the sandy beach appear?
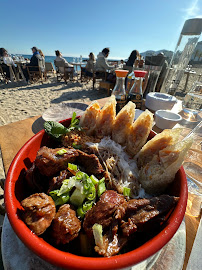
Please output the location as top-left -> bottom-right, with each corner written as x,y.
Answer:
0,67 -> 201,127
0,76 -> 108,126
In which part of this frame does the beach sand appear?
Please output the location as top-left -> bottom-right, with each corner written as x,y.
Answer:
0,76 -> 108,126
1,68 -> 201,126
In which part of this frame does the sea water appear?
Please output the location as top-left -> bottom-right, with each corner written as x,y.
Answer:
22,55 -> 86,71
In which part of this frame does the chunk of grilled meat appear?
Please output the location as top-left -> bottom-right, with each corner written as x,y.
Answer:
25,163 -> 50,193
35,146 -> 79,176
21,193 -> 56,235
115,195 -> 179,237
51,204 -> 81,245
77,149 -> 104,175
83,190 -> 126,238
84,191 -> 179,257
94,219 -> 128,257
48,169 -> 72,193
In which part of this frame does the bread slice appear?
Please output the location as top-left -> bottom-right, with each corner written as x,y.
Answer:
112,101 -> 136,145
137,128 -> 182,168
79,101 -> 100,135
138,138 -> 193,194
126,109 -> 153,156
96,95 -> 116,137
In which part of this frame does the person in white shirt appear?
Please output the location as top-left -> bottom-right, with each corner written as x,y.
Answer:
95,48 -> 116,83
54,50 -> 74,73
0,48 -> 16,81
95,47 -> 114,73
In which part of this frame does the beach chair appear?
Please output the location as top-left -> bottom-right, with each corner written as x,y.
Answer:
81,67 -> 93,83
93,70 -> 107,90
54,60 -> 74,84
27,61 -> 44,84
0,62 -> 17,83
45,62 -> 55,77
0,64 -> 6,83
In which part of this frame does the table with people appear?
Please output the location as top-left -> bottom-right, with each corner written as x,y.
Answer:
0,45 -> 169,97
0,47 -> 46,83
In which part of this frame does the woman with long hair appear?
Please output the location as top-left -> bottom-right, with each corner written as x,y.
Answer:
126,50 -> 140,67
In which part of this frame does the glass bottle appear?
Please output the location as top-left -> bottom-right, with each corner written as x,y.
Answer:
112,70 -> 129,113
127,70 -> 147,109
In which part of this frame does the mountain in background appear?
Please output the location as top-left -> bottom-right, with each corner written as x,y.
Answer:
141,41 -> 202,61
140,49 -> 173,59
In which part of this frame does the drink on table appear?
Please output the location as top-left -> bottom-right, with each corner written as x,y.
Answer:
112,70 -> 129,113
127,70 -> 147,109
182,81 -> 202,122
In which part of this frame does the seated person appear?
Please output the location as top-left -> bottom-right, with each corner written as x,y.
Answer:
125,50 -> 140,67
124,50 -> 140,73
95,48 -> 115,83
38,49 -> 46,73
54,50 -> 74,74
82,52 -> 95,77
22,47 -> 42,82
0,48 -> 16,81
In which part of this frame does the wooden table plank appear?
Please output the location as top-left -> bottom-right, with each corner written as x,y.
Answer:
0,116 -> 40,174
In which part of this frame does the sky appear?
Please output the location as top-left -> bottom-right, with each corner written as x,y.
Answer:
1,0 -> 202,59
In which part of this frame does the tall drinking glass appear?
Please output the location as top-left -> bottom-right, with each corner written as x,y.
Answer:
182,81 -> 202,122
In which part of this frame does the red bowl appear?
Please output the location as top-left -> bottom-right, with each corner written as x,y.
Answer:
4,118 -> 188,270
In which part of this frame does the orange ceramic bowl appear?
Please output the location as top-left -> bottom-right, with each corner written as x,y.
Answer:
4,118 -> 188,270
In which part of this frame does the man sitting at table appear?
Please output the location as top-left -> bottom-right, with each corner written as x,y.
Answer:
22,47 -> 43,82
95,48 -> 116,83
54,50 -> 75,78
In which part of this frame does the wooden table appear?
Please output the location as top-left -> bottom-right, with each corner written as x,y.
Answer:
0,97 -> 201,269
70,62 -> 86,80
15,62 -> 26,82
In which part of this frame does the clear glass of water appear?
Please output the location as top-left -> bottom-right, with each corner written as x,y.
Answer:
182,81 -> 202,121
